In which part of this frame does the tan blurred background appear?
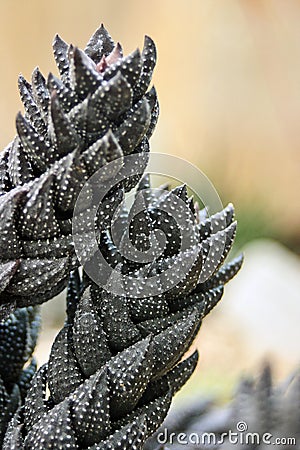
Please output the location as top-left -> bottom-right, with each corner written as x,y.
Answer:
1,0 -> 299,398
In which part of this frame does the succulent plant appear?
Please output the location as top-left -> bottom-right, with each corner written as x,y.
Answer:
146,365 -> 300,449
0,24 -> 158,319
2,175 -> 242,448
0,24 -> 243,450
0,306 -> 40,446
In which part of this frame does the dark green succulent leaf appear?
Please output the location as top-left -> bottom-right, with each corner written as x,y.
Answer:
48,326 -> 83,404
0,307 -> 40,387
128,295 -> 170,322
70,367 -> 111,446
198,202 -> 235,241
0,378 -> 8,413
0,260 -> 19,294
15,113 -> 50,172
48,91 -> 80,156
2,406 -> 24,449
19,172 -> 60,240
0,188 -> 27,259
0,309 -> 28,385
100,291 -> 141,351
197,253 -> 243,292
11,274 -> 71,308
146,89 -> 159,139
69,47 -> 103,100
199,221 -> 237,283
47,72 -> 78,112
151,310 -> 201,379
52,34 -> 70,82
54,149 -> 88,213
95,185 -> 125,234
73,287 -> 111,376
121,137 -> 150,192
137,305 -> 198,337
0,385 -> 21,443
140,351 -> 199,405
80,130 -> 123,178
24,364 -> 48,432
116,392 -> 172,440
66,269 -> 81,325
146,245 -> 202,300
103,48 -> 142,89
24,399 -> 78,450
0,147 -> 12,194
96,231 -> 123,268
5,256 -> 73,299
89,416 -> 147,450
18,75 -> 47,136
22,234 -> 73,259
31,67 -> 50,118
134,36 -> 157,101
67,95 -> 89,139
114,97 -> 151,155
88,71 -> 133,125
8,137 -> 34,186
107,336 -> 153,420
84,24 -> 115,63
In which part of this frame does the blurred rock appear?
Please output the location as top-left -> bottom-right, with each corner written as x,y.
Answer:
224,240 -> 300,359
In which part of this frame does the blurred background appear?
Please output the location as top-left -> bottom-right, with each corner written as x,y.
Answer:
0,0 -> 299,402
